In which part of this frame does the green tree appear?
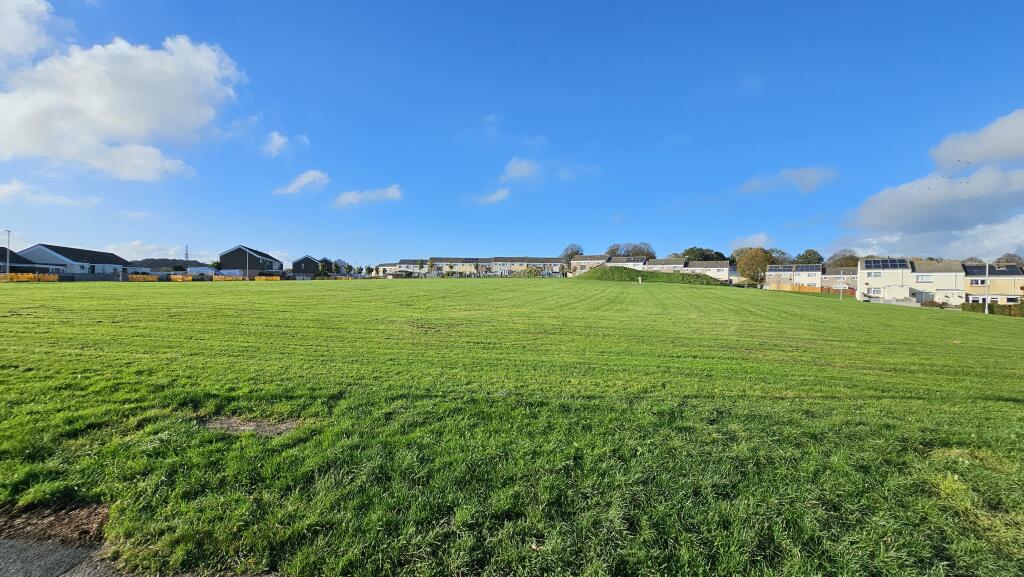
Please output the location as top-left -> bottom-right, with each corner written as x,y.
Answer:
560,243 -> 583,268
210,260 -> 221,271
825,249 -> 859,268
737,247 -> 772,288
427,259 -> 435,276
794,249 -> 824,264
669,247 -> 727,261
768,248 -> 793,264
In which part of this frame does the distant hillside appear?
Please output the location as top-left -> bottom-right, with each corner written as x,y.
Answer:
131,258 -> 210,271
577,266 -> 723,285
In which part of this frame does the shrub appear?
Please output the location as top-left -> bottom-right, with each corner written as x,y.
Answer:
960,302 -> 1024,317
921,300 -> 947,308
577,266 -> 723,285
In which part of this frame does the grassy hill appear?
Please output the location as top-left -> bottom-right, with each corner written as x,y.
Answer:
1,280 -> 1021,576
577,265 -> 724,284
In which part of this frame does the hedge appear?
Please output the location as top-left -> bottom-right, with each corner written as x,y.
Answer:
960,302 -> 1024,317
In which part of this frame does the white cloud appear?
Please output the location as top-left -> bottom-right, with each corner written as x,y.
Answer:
730,232 -> 769,249
117,209 -> 149,219
849,108 -> 1024,259
500,156 -> 539,183
274,169 -> 329,195
0,178 -> 100,207
105,240 -> 181,261
476,188 -> 509,205
333,184 -> 402,208
262,131 -> 289,157
0,35 -> 242,181
0,0 -> 52,63
931,109 -> 1024,171
854,166 -> 1024,233
742,166 -> 837,193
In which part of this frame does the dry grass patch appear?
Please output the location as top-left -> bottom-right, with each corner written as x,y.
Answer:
203,416 -> 300,437
0,504 -> 108,544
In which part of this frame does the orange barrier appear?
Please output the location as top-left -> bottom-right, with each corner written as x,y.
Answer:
170,275 -> 193,282
129,275 -> 157,282
0,273 -> 59,282
767,283 -> 822,294
254,276 -> 281,281
213,275 -> 244,281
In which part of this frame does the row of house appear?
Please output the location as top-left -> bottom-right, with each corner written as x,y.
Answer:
374,257 -> 565,278
763,259 -> 1024,306
2,244 -> 144,278
370,254 -> 736,281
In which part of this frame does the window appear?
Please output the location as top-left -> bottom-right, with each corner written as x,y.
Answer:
1007,297 -> 1020,304
970,279 -> 987,286
869,288 -> 882,296
867,272 -> 881,278
915,275 -> 933,283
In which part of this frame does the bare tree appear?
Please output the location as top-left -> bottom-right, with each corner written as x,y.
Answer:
996,252 -> 1024,264
825,248 -> 859,268
559,243 -> 583,268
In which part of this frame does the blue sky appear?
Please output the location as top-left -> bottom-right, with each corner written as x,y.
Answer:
3,1 -> 1024,266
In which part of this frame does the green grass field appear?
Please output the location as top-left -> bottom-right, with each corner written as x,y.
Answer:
1,279 -> 1022,576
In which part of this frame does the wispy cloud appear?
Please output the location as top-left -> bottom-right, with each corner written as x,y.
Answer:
742,167 -> 837,194
262,131 -> 289,157
105,241 -> 181,261
117,210 -> 149,219
500,156 -> 539,183
333,184 -> 403,208
557,164 -> 599,182
730,232 -> 769,249
0,179 -> 101,207
476,188 -> 510,205
262,130 -> 309,158
274,169 -> 329,195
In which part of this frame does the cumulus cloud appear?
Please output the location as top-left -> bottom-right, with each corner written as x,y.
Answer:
730,232 -> 769,249
0,0 -> 51,63
476,188 -> 510,205
333,184 -> 402,208
850,108 -> 1024,259
0,178 -> 100,207
931,109 -> 1024,171
500,156 -> 539,183
0,35 -> 243,181
742,166 -> 837,193
274,169 -> 329,195
854,166 -> 1024,233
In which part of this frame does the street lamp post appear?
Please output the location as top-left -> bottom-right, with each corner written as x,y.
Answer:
2,229 -> 10,277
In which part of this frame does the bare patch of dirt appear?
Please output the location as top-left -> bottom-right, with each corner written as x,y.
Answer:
203,416 -> 300,437
0,503 -> 109,544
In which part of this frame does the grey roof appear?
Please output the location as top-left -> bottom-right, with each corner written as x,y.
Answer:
571,254 -> 609,262
376,263 -> 398,268
911,260 -> 964,273
3,247 -> 56,266
687,260 -> 730,268
397,259 -> 425,265
963,263 -> 1024,276
37,244 -> 131,266
647,258 -> 687,265
293,255 -> 318,265
429,257 -> 479,263
823,266 -> 857,276
609,256 -> 647,263
491,256 -> 560,263
221,245 -> 281,263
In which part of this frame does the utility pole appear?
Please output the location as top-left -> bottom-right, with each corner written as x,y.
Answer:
185,244 -> 189,261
